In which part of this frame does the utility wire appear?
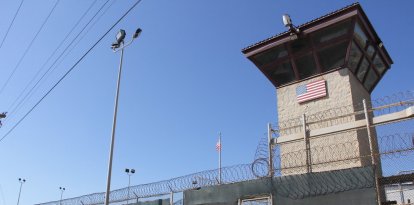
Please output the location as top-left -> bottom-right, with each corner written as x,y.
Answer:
0,0 -> 60,96
0,0 -> 25,49
0,0 -> 143,143
5,0 -> 99,121
4,0 -> 116,125
4,0 -> 114,124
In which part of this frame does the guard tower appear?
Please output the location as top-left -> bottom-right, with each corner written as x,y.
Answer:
242,3 -> 393,174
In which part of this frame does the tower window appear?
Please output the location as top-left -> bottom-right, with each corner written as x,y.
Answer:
357,58 -> 369,81
313,20 -> 351,45
354,23 -> 368,48
348,42 -> 363,72
266,61 -> 295,85
253,45 -> 288,66
318,41 -> 348,72
291,37 -> 311,54
364,68 -> 378,91
295,54 -> 318,79
366,45 -> 375,59
373,54 -> 387,74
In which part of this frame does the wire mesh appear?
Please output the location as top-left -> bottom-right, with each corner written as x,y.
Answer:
37,91 -> 414,205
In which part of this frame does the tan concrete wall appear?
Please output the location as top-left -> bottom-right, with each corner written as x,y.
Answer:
277,69 -> 353,123
349,72 -> 382,174
277,68 -> 377,175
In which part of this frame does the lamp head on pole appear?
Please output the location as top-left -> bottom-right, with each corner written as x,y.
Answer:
0,112 -> 6,118
116,29 -> 126,43
133,28 -> 142,39
125,168 -> 135,174
111,29 -> 126,49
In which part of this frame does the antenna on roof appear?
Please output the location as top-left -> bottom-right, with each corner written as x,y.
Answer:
282,14 -> 300,34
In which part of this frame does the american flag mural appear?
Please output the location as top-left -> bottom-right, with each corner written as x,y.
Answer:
296,80 -> 327,103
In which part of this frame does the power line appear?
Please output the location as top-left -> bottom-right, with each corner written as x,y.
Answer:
5,0 -> 100,121
0,0 -> 25,49
3,0 -> 115,125
0,0 -> 144,143
0,0 -> 60,96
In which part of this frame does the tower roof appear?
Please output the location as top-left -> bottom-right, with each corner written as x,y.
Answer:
242,3 -> 393,92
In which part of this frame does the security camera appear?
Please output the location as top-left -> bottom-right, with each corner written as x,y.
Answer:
282,14 -> 300,34
282,14 -> 292,27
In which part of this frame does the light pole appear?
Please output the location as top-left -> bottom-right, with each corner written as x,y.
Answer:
125,168 -> 135,205
16,178 -> 26,205
397,170 -> 414,204
104,28 -> 142,205
59,187 -> 65,205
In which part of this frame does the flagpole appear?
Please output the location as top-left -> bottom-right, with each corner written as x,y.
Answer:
218,132 -> 222,184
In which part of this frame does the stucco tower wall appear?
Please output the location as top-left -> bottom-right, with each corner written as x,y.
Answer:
276,68 -> 376,174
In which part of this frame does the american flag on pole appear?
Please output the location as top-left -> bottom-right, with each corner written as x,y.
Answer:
216,139 -> 221,151
296,80 -> 327,103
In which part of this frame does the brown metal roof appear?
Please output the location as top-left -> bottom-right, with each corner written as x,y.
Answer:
242,3 -> 360,53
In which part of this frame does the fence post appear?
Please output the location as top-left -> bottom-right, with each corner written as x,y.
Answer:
302,114 -> 311,173
363,99 -> 375,165
398,183 -> 405,204
363,99 -> 381,205
268,123 -> 274,177
133,192 -> 139,204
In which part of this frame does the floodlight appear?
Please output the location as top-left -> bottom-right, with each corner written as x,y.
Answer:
112,29 -> 126,49
133,28 -> 142,39
282,14 -> 292,27
116,29 -> 126,43
111,42 -> 120,49
125,168 -> 130,173
282,14 -> 300,34
131,169 -> 135,174
17,178 -> 26,205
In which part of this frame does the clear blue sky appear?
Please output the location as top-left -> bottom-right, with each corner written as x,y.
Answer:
0,1 -> 413,204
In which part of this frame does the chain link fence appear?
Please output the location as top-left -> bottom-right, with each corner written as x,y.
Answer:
36,91 -> 414,205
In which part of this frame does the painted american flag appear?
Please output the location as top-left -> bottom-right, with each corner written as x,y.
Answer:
296,80 -> 327,103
